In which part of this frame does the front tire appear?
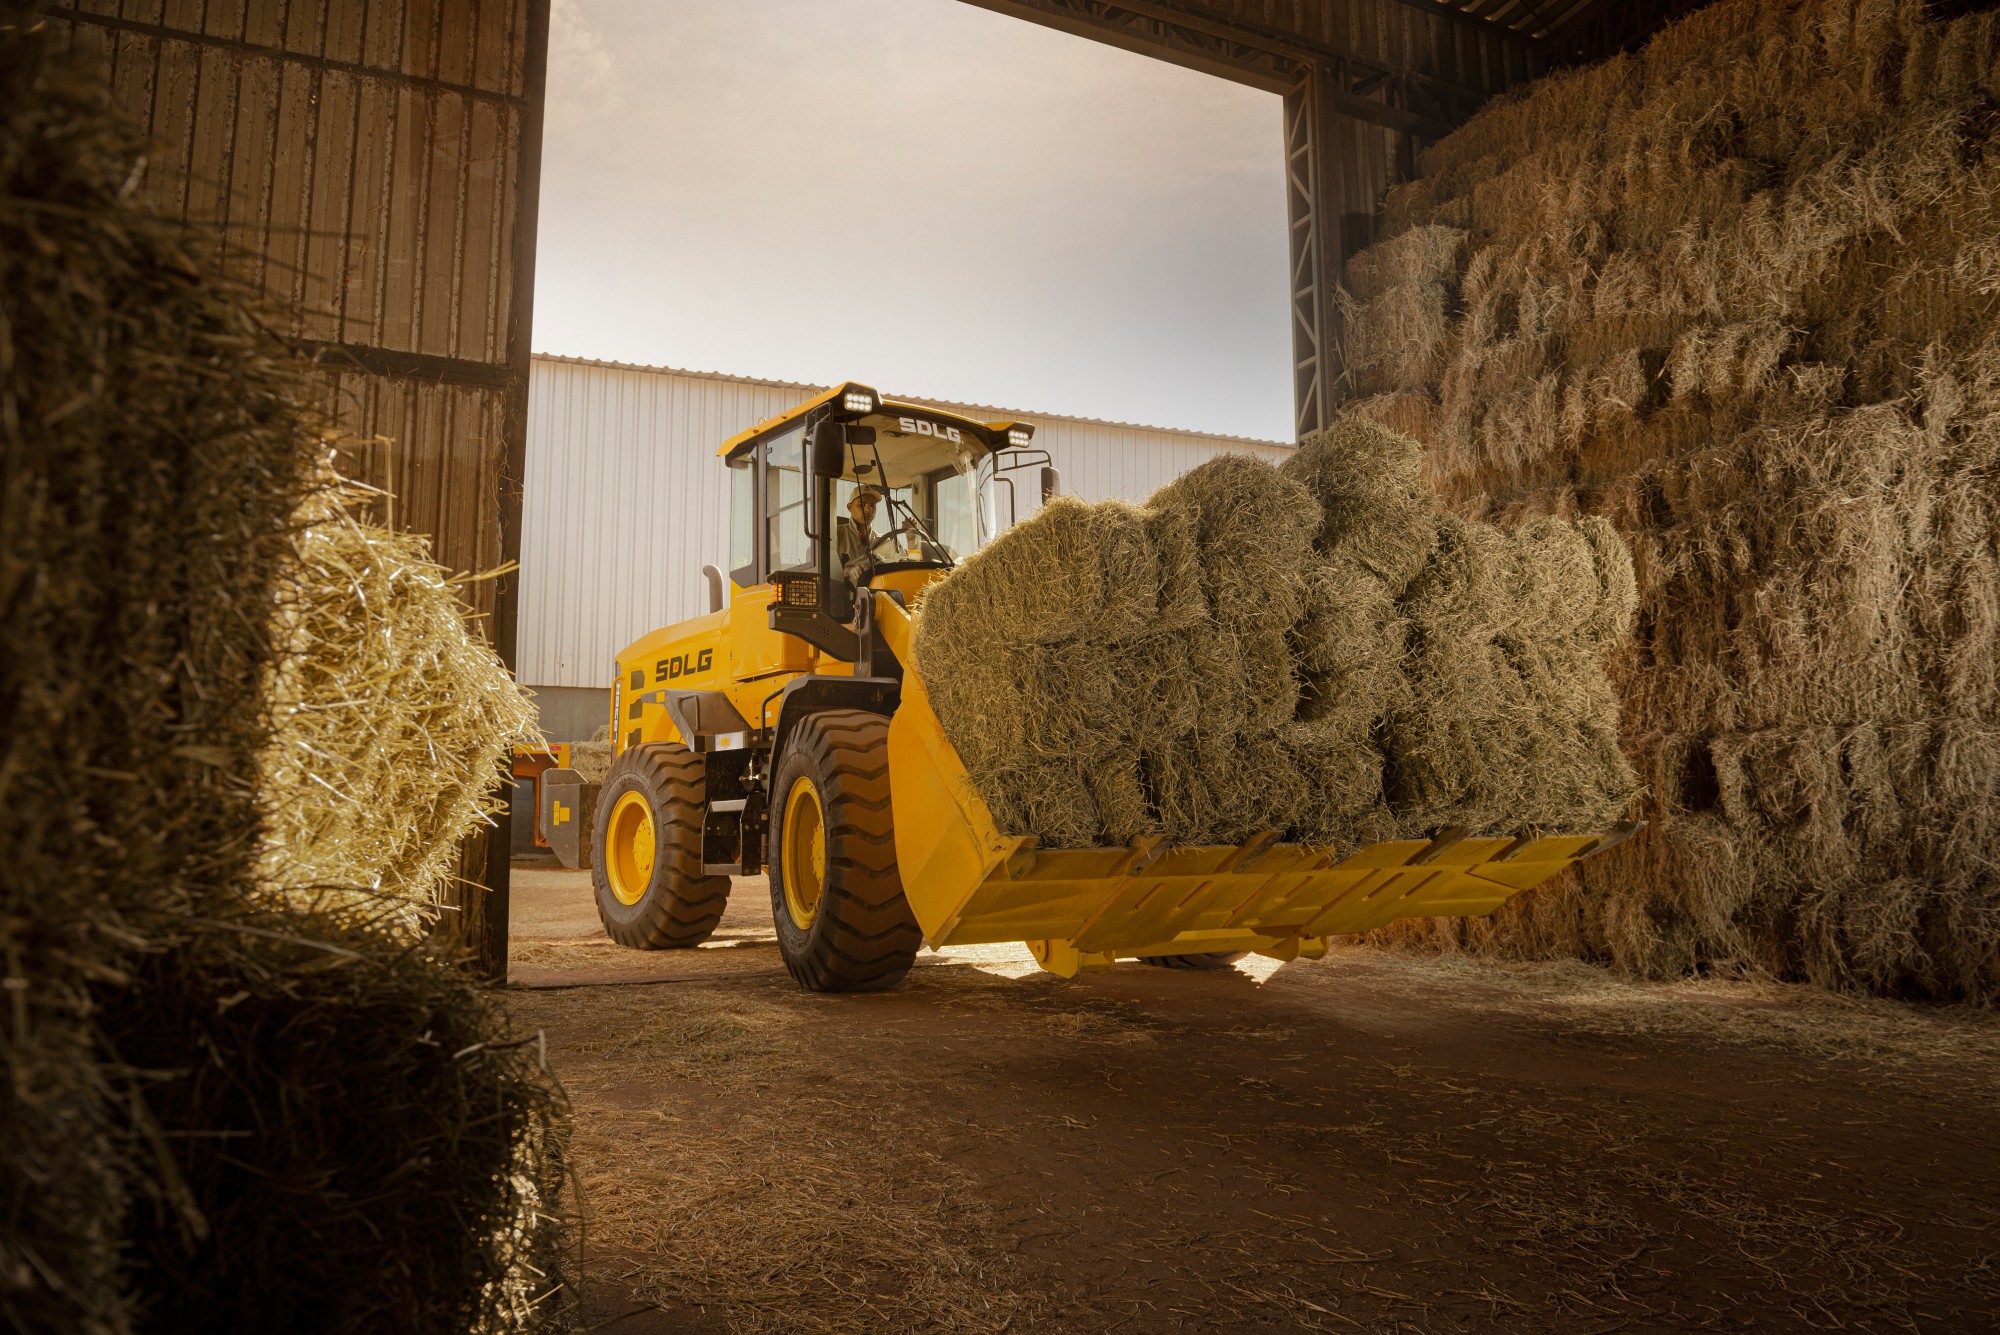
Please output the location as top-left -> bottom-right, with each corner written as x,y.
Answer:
767,710 -> 921,992
1141,951 -> 1250,971
592,743 -> 730,949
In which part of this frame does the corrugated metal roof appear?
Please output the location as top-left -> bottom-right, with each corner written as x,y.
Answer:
531,353 -> 1292,449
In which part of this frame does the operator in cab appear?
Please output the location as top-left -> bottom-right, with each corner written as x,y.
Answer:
835,484 -> 917,584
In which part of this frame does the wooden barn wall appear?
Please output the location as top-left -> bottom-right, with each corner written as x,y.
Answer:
36,0 -> 551,972
34,0 -> 544,630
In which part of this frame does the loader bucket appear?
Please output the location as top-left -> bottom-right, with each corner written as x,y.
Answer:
875,595 -> 1637,977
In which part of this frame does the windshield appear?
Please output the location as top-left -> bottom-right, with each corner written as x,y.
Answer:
734,410 -> 1023,590
830,414 -> 1002,570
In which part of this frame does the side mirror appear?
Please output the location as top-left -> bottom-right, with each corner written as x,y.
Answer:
811,417 -> 847,477
1041,465 -> 1062,502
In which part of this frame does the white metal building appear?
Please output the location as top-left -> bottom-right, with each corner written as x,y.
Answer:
520,355 -> 1290,738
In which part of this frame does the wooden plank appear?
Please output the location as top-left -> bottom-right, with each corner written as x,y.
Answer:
403,0 -> 440,82
323,0 -> 365,64
266,57 -> 316,322
202,0 -> 247,40
110,28 -> 157,126
241,0 -> 281,47
379,82 -> 426,352
280,0 -> 327,58
457,98 -> 505,364
160,0 -> 202,33
436,0 -> 480,88
143,36 -> 198,221
473,0 -> 524,98
225,54 -> 281,285
363,0 -> 406,71
300,67 -> 358,342
343,74 -> 396,349
183,44 -> 235,241
418,91 -> 468,358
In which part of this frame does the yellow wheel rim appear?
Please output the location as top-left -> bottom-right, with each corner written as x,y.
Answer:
606,790 -> 656,906
781,776 -> 827,929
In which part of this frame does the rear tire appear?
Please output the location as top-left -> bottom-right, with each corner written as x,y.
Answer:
1141,951 -> 1250,972
768,709 -> 921,992
592,743 -> 730,949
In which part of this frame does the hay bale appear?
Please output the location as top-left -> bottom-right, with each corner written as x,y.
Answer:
1148,454 -> 1321,629
0,26 -> 570,1329
259,478 -> 539,930
570,725 -> 616,784
916,435 -> 1637,853
1,28 -> 308,1329
99,908 -> 567,1333
1341,0 -> 2000,1000
1385,516 -> 1640,836
1280,417 -> 1440,592
914,495 -> 1159,647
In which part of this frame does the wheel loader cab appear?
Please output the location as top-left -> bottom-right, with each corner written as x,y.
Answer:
721,383 -> 1039,649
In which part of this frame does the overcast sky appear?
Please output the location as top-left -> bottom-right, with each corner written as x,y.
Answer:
533,0 -> 1292,441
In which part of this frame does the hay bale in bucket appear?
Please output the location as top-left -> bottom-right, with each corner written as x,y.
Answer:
1280,417 -> 1441,592
913,437 -> 1636,853
914,457 -> 1328,848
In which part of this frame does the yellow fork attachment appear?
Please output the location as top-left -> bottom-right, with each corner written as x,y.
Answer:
875,594 -> 1640,978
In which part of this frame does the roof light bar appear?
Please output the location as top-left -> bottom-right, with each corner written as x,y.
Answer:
1007,426 -> 1034,447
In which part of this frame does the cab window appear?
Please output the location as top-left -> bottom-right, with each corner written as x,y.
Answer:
764,427 -> 809,574
728,454 -> 755,587
933,468 -> 977,560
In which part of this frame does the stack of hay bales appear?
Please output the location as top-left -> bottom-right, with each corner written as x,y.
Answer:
0,28 -> 566,1332
569,724 -> 617,784
914,482 -> 1316,848
913,418 -> 1637,852
1335,0 -> 2000,1001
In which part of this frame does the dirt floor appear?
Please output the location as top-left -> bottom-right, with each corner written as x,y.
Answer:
505,863 -> 2000,1334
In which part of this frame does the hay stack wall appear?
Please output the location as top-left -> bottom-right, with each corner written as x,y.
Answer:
1340,0 -> 2000,1001
1,29 -> 564,1332
1,32 -> 306,1327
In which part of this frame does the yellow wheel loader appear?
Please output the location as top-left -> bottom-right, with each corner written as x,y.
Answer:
593,382 -> 1638,991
